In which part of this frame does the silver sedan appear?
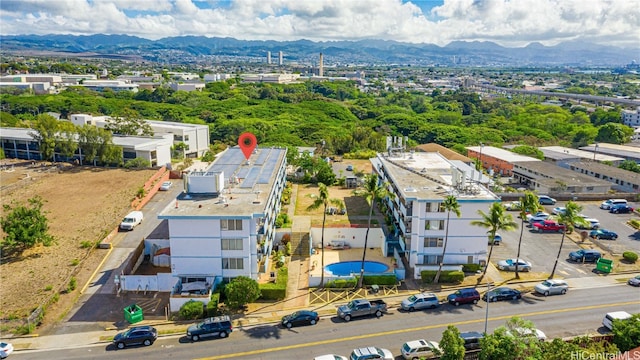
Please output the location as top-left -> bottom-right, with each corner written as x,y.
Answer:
497,258 -> 532,272
534,279 -> 569,296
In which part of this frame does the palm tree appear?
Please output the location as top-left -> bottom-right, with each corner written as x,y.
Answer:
472,202 -> 517,282
433,195 -> 461,284
549,201 -> 585,279
306,183 -> 344,287
514,192 -> 542,279
354,174 -> 394,289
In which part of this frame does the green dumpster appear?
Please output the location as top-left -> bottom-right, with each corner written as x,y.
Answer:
596,258 -> 613,274
124,304 -> 144,324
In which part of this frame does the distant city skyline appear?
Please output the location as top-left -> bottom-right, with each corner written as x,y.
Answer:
0,0 -> 638,48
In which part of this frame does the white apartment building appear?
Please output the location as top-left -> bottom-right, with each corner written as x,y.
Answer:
80,80 -> 139,92
158,146 -> 287,308
70,114 -> 210,158
622,107 -> 640,127
371,151 -> 500,280
0,127 -> 172,166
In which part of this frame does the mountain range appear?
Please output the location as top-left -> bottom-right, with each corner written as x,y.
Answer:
1,34 -> 636,67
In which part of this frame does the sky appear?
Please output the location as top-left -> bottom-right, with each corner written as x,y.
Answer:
0,0 -> 638,48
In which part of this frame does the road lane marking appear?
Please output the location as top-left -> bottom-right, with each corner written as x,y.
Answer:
195,300 -> 640,360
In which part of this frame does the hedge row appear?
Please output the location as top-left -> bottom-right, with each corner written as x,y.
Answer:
259,267 -> 288,300
420,270 -> 465,284
462,264 -> 482,273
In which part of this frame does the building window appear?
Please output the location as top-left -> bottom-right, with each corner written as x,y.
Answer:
221,238 -> 243,250
425,203 -> 432,212
436,220 -> 445,230
424,237 -> 444,247
423,255 -> 443,265
185,135 -> 189,141
222,258 -> 244,269
437,203 -> 445,212
425,221 -> 431,230
221,219 -> 243,231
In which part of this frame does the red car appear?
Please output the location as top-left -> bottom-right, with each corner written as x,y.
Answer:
532,220 -> 566,233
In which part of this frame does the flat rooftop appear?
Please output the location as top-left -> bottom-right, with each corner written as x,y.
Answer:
159,146 -> 286,218
372,152 -> 499,201
467,146 -> 541,162
540,146 -> 624,162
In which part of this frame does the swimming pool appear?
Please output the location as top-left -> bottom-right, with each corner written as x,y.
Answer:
324,261 -> 390,276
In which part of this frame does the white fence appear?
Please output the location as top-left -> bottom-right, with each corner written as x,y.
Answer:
119,273 -> 177,292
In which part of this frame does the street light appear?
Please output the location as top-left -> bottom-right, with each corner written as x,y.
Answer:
593,143 -> 599,161
484,282 -> 494,334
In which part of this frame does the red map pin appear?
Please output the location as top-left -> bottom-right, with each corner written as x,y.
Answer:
238,132 -> 257,160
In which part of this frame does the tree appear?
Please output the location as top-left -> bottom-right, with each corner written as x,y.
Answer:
515,192 -> 542,279
479,317 -> 543,360
56,121 -> 79,161
434,196 -> 461,284
353,174 -> 394,288
224,276 -> 261,310
612,313 -> 640,352
619,159 -> 640,173
29,114 -> 60,161
549,201 -> 585,279
104,108 -> 153,136
1,196 -> 55,252
439,325 -> 465,360
471,202 -> 517,282
511,145 -> 544,160
595,123 -> 634,144
306,183 -> 344,287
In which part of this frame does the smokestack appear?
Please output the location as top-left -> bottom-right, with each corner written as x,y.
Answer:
319,53 -> 324,77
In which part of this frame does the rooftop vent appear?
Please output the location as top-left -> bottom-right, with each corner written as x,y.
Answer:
405,187 -> 417,192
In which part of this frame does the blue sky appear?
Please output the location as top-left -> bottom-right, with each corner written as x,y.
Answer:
0,0 -> 638,48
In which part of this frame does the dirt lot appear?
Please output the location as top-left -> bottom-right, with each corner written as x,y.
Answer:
0,159 -> 157,331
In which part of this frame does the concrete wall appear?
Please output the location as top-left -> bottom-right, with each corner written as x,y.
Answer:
309,227 -> 385,251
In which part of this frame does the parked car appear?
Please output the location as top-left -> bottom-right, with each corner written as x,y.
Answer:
482,287 -> 522,302
575,216 -> 600,230
600,199 -> 628,210
534,279 -> 569,296
508,327 -> 547,342
490,233 -> 502,245
628,275 -> 640,287
532,220 -> 566,233
504,201 -> 521,211
603,311 -> 632,331
459,331 -> 484,351
186,316 -> 233,341
552,207 -> 566,215
113,325 -> 158,349
497,258 -> 532,272
526,211 -> 550,222
350,347 -> 393,360
314,355 -> 348,360
0,342 -> 13,359
346,165 -> 353,171
401,292 -> 440,311
610,204 -> 634,214
159,181 -> 173,191
447,288 -> 481,306
281,310 -> 319,328
538,195 -> 557,205
569,249 -> 602,263
401,339 -> 440,360
119,210 -> 144,231
337,299 -> 387,321
590,229 -> 618,240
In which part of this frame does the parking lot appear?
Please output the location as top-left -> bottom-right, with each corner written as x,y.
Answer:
491,200 -> 640,279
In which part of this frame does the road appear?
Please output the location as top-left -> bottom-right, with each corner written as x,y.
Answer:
15,285 -> 640,360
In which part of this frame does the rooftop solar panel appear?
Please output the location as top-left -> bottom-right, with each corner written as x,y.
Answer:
236,167 -> 250,178
257,168 -> 272,184
240,167 -> 261,188
254,149 -> 269,165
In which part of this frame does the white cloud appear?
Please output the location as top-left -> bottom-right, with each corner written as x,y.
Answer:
0,0 -> 637,47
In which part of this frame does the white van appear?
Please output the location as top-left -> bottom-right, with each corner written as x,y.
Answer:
120,211 -> 143,231
602,311 -> 632,331
600,199 -> 627,210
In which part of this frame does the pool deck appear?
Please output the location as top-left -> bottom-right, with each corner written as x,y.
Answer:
308,247 -> 393,277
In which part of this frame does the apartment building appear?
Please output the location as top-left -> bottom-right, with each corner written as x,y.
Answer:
371,151 -> 500,280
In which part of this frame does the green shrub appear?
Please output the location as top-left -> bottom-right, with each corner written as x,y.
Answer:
259,267 -> 288,300
206,294 -> 220,317
629,219 -> 640,229
68,277 -> 77,292
462,264 -> 482,273
70,258 -> 80,266
179,300 -> 204,320
623,251 -> 638,263
124,157 -> 151,169
80,240 -> 94,249
362,274 -> 397,286
44,285 -> 53,291
420,270 -> 465,284
325,278 -> 357,288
